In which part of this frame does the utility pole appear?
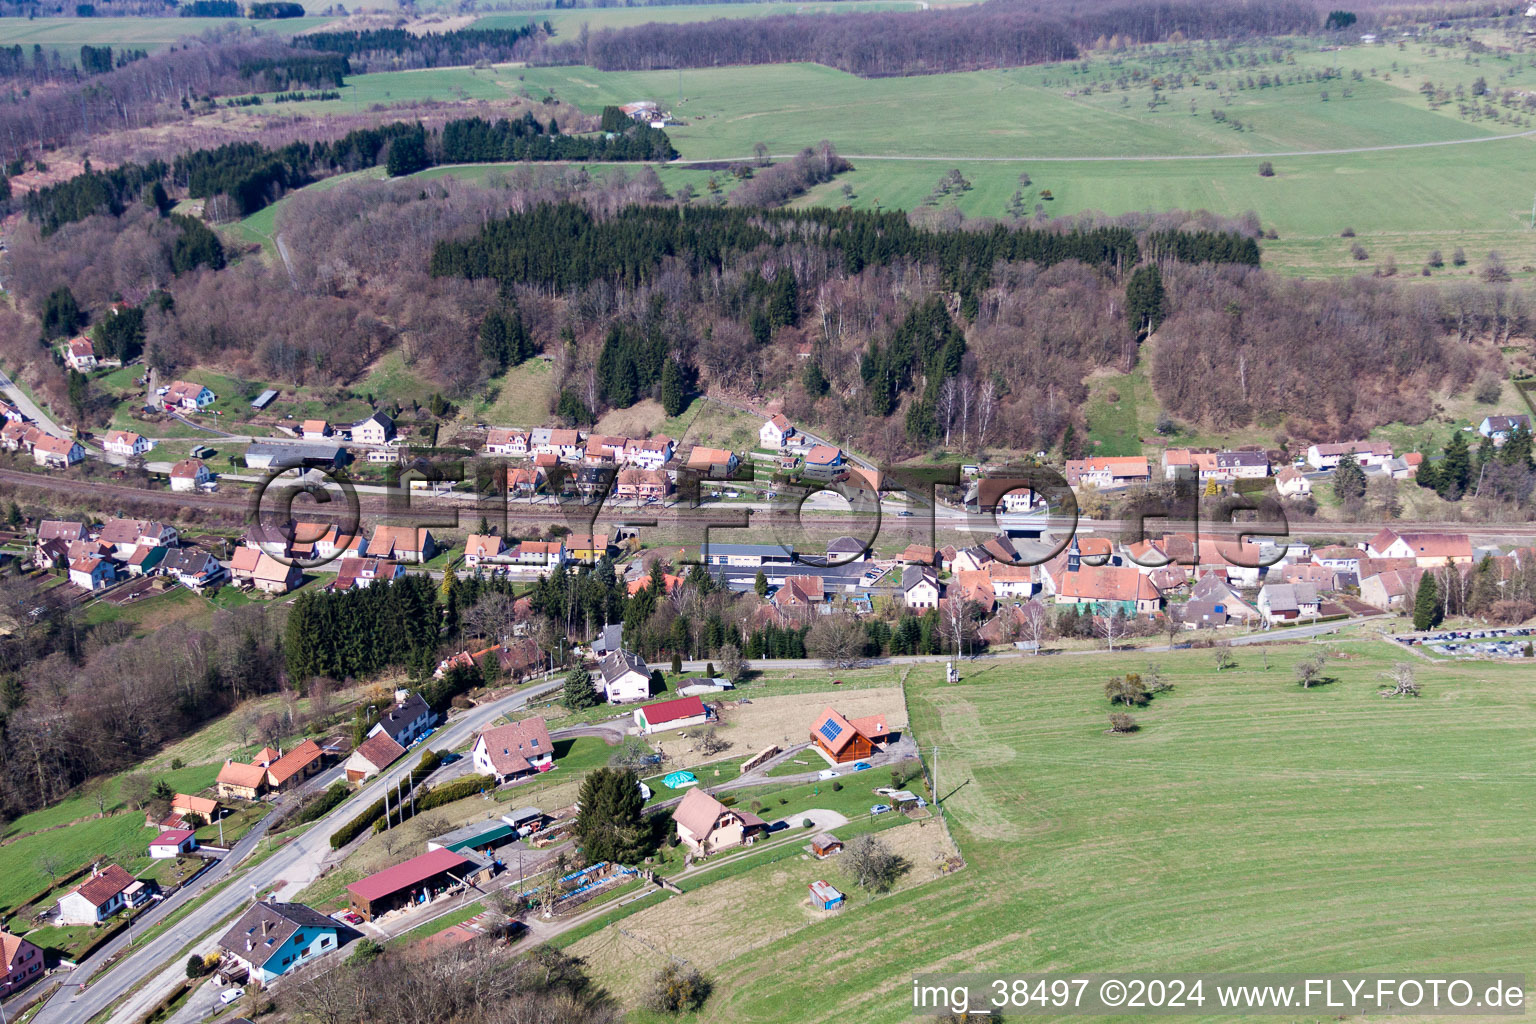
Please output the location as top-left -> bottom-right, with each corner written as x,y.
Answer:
932,744 -> 939,820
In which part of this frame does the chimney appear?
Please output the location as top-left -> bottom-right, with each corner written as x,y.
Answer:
246,939 -> 253,952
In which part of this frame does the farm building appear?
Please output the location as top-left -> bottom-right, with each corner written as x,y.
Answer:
426,812 -> 538,855
344,732 -> 406,784
808,880 -> 845,911
633,695 -> 710,735
346,849 -> 491,922
809,707 -> 890,765
810,833 -> 843,858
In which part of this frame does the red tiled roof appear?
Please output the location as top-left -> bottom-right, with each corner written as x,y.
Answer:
475,717 -> 552,776
216,760 -> 267,790
70,864 -> 136,909
265,739 -> 322,786
641,696 -> 706,726
151,828 -> 194,847
347,848 -> 472,903
352,731 -> 406,771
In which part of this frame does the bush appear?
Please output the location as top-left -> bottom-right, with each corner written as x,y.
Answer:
643,963 -> 712,1014
1340,226 -> 1356,237
1108,712 -> 1139,733
830,780 -> 842,791
294,783 -> 349,825
185,954 -> 205,979
1350,242 -> 1368,261
331,798 -> 387,848
1474,371 -> 1504,405
1257,161 -> 1274,177
802,818 -> 814,828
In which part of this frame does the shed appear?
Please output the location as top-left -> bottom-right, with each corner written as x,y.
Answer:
149,828 -> 198,859
250,389 -> 278,410
633,695 -> 709,735
808,879 -> 844,911
810,833 -> 843,858
426,817 -> 519,855
346,848 -> 486,922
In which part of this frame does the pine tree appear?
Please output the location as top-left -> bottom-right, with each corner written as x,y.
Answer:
1332,453 -> 1367,504
802,360 -> 829,398
573,767 -> 645,864
1437,432 -> 1471,500
659,359 -> 687,417
670,651 -> 682,674
1412,571 -> 1442,630
1125,263 -> 1166,339
563,665 -> 599,709
754,570 -> 768,597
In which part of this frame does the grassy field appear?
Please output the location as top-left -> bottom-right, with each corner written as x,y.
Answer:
0,15 -> 336,53
644,640 -> 1536,1022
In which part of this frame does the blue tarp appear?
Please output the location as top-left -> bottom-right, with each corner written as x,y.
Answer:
663,771 -> 697,789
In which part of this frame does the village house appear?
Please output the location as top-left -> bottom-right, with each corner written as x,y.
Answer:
98,518 -> 177,556
800,444 -> 844,480
463,534 -> 505,567
619,436 -> 674,470
148,828 -> 198,859
102,429 -> 152,458
760,414 -> 795,449
68,555 -> 115,590
31,432 -> 84,469
161,548 -> 226,591
330,557 -> 403,592
583,434 -> 627,464
483,428 -> 529,456
633,695 -> 710,735
345,732 -> 406,784
773,575 -> 827,617
902,566 -> 941,610
169,458 -> 213,492
1360,567 -> 1427,612
1257,582 -> 1321,624
170,794 -> 221,825
1305,440 -> 1393,470
598,649 -> 652,703
566,534 -> 610,562
56,864 -> 139,925
810,707 -> 890,765
217,900 -> 341,985
512,539 -> 566,567
215,758 -> 270,801
1477,414 -> 1532,445
1386,452 -> 1423,480
229,545 -> 263,584
37,520 -> 86,546
1050,557 -> 1162,616
684,446 -> 739,478
985,562 -> 1037,599
0,400 -> 20,424
471,717 -> 554,785
671,787 -> 767,856
1365,529 -> 1473,566
163,380 -> 216,412
369,691 -> 436,748
0,932 -> 45,996
65,336 -> 97,371
251,553 -> 302,595
547,429 -> 584,461
367,526 -> 436,563
352,411 -> 395,446
265,740 -> 325,793
616,467 -> 672,503
1065,456 -> 1152,489
1274,465 -> 1312,497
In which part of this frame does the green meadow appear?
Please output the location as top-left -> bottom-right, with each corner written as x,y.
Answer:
685,640 -> 1536,1022
0,15 -> 336,52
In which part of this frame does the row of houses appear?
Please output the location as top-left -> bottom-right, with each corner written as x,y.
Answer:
32,517 -> 229,592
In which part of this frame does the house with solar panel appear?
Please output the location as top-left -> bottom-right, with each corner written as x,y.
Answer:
809,707 -> 890,765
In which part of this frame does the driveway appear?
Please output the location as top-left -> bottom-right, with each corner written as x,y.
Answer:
0,368 -> 66,436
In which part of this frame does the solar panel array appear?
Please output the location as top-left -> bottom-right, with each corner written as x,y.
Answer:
818,719 -> 844,742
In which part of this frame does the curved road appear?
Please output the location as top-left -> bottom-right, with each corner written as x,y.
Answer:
39,675 -> 563,1024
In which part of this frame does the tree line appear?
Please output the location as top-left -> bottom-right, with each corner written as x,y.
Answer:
539,0 -> 1321,77
283,575 -> 441,684
300,23 -> 546,73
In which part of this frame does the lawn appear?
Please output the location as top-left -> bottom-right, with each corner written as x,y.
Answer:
656,640 -> 1536,1022
0,15 -> 336,54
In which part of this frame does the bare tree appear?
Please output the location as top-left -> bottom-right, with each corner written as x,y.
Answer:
1019,599 -> 1051,654
694,727 -> 729,756
976,377 -> 997,449
844,833 -> 908,892
958,374 -> 975,449
806,614 -> 867,668
717,642 -> 746,682
92,781 -> 112,818
1294,653 -> 1327,689
1094,611 -> 1128,651
119,772 -> 153,811
1163,605 -> 1185,644
1213,649 -> 1237,673
464,592 -> 518,645
1379,662 -> 1420,697
937,376 -> 959,446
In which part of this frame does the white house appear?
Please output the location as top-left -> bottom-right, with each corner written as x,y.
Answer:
65,337 -> 97,371
368,690 -> 436,748
1477,414 -> 1532,446
1257,582 -> 1320,625
168,458 -> 213,492
56,865 -> 137,925
163,380 -> 216,412
759,414 -> 795,450
353,411 -> 395,446
1305,440 -> 1393,470
902,566 -> 941,610
300,419 -> 331,441
471,718 -> 554,784
148,828 -> 197,859
598,649 -> 652,703
102,430 -> 152,458
1274,465 -> 1312,498
68,555 -> 115,590
463,534 -> 506,567
484,428 -> 529,456
619,436 -> 673,470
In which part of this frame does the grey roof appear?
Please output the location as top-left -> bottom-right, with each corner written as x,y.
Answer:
1261,582 -> 1318,613
218,901 -> 338,970
703,543 -> 796,559
1217,450 -> 1269,468
362,411 -> 394,430
162,547 -> 219,575
902,565 -> 937,592
826,536 -> 869,556
245,440 -> 345,466
1483,414 -> 1531,432
250,389 -> 278,410
600,649 -> 649,684
593,623 -> 624,656
376,693 -> 431,743
507,807 -> 543,824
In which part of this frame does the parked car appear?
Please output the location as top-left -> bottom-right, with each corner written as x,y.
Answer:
851,761 -> 872,772
220,989 -> 245,1006
817,769 -> 840,780
341,912 -> 363,925
870,804 -> 892,816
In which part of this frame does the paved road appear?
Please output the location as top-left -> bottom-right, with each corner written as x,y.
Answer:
39,676 -> 564,1024
0,369 -> 66,437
